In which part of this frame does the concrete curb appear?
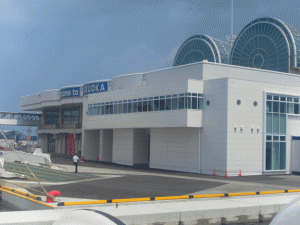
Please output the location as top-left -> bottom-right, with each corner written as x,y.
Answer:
0,188 -> 55,210
0,185 -> 41,200
57,189 -> 300,206
1,193 -> 298,224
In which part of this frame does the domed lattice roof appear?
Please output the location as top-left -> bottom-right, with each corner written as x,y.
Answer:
173,35 -> 231,67
230,17 -> 300,73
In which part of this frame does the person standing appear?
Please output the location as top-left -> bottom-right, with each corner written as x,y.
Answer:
72,153 -> 82,173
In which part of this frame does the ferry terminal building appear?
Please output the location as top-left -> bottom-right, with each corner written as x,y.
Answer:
20,17 -> 300,176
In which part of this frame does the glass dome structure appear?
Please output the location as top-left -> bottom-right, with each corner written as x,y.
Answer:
230,17 -> 300,73
173,35 -> 231,67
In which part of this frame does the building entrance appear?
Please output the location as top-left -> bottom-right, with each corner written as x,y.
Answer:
291,137 -> 300,173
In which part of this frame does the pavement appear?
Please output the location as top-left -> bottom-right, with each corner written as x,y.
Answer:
21,158 -> 300,200
3,158 -> 300,224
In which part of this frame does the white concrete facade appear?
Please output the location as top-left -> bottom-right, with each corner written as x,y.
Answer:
20,61 -> 300,176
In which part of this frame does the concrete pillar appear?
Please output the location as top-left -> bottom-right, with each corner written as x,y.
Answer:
79,135 -> 82,152
57,134 -> 62,154
61,134 -> 66,154
79,106 -> 83,124
43,134 -> 48,153
75,136 -> 79,154
58,107 -> 63,128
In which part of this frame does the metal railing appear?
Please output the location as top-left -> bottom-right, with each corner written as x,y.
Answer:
0,112 -> 41,121
38,123 -> 82,130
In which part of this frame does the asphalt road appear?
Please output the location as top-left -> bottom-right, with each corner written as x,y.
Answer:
28,157 -> 300,202
32,174 -> 226,199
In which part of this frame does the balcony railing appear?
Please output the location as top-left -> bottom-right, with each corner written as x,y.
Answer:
38,123 -> 82,130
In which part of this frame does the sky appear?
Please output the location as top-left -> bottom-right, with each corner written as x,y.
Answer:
1,0 -> 300,132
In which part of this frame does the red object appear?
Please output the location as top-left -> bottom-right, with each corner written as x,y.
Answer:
225,170 -> 228,178
213,169 -> 215,176
96,157 -> 99,161
46,190 -> 61,203
81,156 -> 84,160
67,134 -> 75,155
239,170 -> 242,177
26,136 -> 31,141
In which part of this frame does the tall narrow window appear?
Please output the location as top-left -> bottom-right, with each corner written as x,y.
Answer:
154,98 -> 159,111
166,98 -> 171,110
148,98 -> 153,111
172,96 -> 178,110
143,101 -> 148,112
138,100 -> 143,112
160,98 -> 165,111
178,95 -> 184,109
128,101 -> 132,113
133,101 -> 138,112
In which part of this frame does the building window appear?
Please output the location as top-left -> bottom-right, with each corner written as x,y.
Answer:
63,109 -> 79,124
87,92 -> 204,116
45,111 -> 59,125
172,95 -> 178,110
265,93 -> 291,171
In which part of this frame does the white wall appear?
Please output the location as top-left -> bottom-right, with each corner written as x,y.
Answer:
112,129 -> 134,166
112,73 -> 143,90
88,80 -> 190,103
84,80 -> 203,129
287,115 -> 300,173
201,78 -> 228,176
86,110 -> 201,129
203,62 -> 300,87
21,89 -> 83,111
20,94 -> 40,107
290,139 -> 300,172
150,127 -> 200,173
225,78 -> 300,176
40,90 -> 60,102
226,79 -> 264,176
145,63 -> 203,86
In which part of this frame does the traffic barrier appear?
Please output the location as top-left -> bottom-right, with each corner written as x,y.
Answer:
0,185 -> 41,200
225,170 -> 228,178
0,187 -> 55,209
56,189 -> 300,206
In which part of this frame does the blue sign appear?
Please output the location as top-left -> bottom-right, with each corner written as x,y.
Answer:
83,82 -> 108,95
60,87 -> 81,99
